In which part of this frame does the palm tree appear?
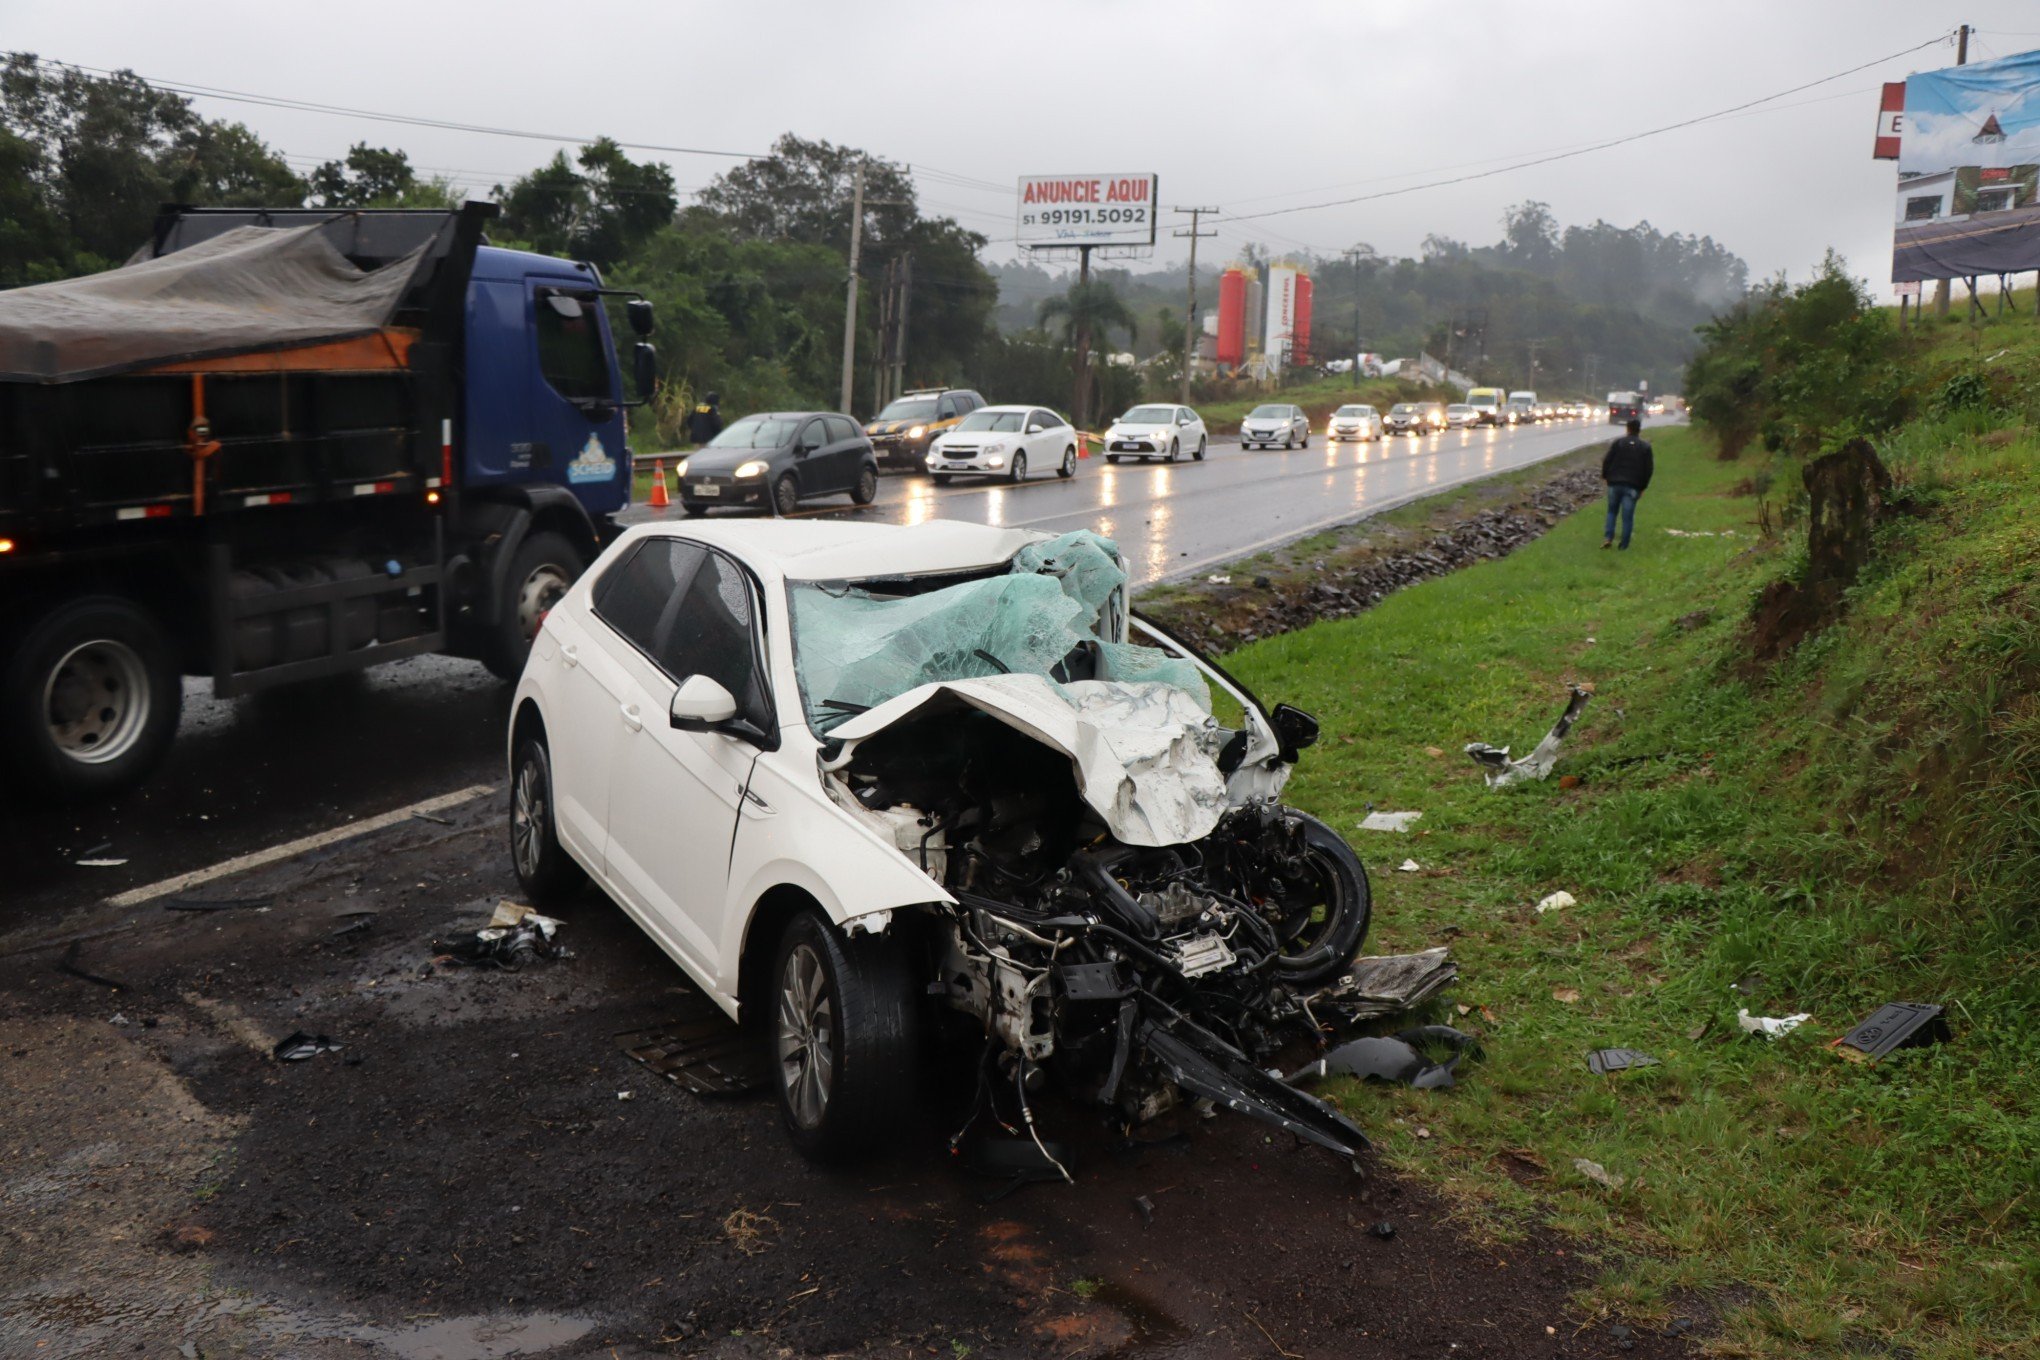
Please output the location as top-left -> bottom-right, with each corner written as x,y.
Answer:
1039,281 -> 1138,428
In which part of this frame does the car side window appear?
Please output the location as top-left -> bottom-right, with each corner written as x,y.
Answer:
824,415 -> 858,443
1029,409 -> 1053,431
936,395 -> 959,420
594,539 -> 771,727
961,393 -> 982,413
798,419 -> 825,452
533,289 -> 612,403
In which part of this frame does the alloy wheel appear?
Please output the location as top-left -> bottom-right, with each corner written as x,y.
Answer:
777,943 -> 835,1129
511,752 -> 547,882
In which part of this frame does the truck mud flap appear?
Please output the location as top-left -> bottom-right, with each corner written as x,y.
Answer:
1141,1022 -> 1370,1160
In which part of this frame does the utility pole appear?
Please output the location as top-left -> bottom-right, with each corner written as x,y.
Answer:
890,253 -> 914,404
1172,206 -> 1219,405
1935,25 -> 1972,319
1342,247 -> 1366,389
839,160 -> 866,414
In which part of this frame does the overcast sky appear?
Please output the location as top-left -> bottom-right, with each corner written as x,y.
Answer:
13,1 -> 2039,292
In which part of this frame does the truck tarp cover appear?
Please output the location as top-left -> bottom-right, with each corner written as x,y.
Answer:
0,224 -> 427,383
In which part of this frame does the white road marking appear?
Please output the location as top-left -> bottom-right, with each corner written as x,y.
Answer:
105,783 -> 499,909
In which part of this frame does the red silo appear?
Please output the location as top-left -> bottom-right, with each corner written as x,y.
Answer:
1216,267 -> 1247,368
1293,272 -> 1314,366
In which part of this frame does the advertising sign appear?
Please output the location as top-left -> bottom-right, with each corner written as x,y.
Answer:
1265,264 -> 1297,365
1016,174 -> 1158,249
1893,49 -> 2040,281
1873,82 -> 1905,160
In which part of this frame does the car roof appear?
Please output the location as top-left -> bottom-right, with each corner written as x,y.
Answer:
617,518 -> 1050,583
974,403 -> 1045,414
733,411 -> 831,421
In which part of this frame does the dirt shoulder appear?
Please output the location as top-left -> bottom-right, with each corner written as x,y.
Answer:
1139,450 -> 1605,651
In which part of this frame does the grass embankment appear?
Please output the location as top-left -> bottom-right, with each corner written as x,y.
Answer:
1211,412 -> 2039,1356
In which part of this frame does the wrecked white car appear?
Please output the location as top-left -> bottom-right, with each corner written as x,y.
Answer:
508,521 -> 1375,1164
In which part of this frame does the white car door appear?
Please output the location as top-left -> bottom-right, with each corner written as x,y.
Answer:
589,537 -> 766,977
530,601 -> 620,874
1030,409 -> 1062,473
1181,408 -> 1204,450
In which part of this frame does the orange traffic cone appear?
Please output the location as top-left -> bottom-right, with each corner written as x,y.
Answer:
648,458 -> 670,510
1077,433 -> 1091,459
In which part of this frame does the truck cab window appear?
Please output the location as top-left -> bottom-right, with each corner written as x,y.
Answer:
535,290 -> 612,403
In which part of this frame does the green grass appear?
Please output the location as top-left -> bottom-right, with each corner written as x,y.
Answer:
1209,424 -> 2040,1358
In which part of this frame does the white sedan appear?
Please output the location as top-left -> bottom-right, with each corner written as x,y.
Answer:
1325,404 -> 1382,442
925,405 -> 1077,484
509,520 -> 1374,1164
1102,403 -> 1207,464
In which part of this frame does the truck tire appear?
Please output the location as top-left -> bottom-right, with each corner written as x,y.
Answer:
2,595 -> 182,800
484,531 -> 583,681
770,910 -> 921,1163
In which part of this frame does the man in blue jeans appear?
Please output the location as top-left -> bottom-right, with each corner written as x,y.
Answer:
1601,418 -> 1653,549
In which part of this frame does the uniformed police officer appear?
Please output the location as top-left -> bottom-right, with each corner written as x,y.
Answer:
687,392 -> 723,446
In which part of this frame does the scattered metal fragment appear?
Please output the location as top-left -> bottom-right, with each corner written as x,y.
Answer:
1737,1008 -> 1810,1040
328,916 -> 375,940
1573,1157 -> 1626,1190
57,940 -> 127,990
1131,1193 -> 1155,1227
1288,1025 -> 1480,1091
1465,685 -> 1593,788
435,900 -> 571,970
1357,810 -> 1423,832
1586,1048 -> 1660,1075
409,810 -> 453,826
272,1031 -> 342,1061
1302,947 -> 1458,1022
1832,1002 -> 1949,1063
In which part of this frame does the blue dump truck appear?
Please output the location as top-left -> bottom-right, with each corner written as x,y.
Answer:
0,203 -> 655,797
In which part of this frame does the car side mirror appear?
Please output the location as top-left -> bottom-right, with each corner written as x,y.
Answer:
1026,424 -> 1043,434
626,298 -> 655,336
632,342 -> 657,403
1268,703 -> 1320,763
670,675 -> 738,730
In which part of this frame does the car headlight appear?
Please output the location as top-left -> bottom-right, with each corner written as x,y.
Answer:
734,460 -> 768,478
986,456 -> 1005,468
984,442 -> 1007,454
907,425 -> 926,440
673,458 -> 689,478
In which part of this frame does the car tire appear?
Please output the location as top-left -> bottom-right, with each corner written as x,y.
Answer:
773,474 -> 800,517
1106,453 -> 1121,465
1266,810 -> 1373,985
484,531 -> 584,681
0,594 -> 182,800
681,501 -> 708,517
851,464 -> 879,506
771,910 -> 921,1163
1059,446 -> 1076,478
1008,451 -> 1027,483
932,473 -> 953,487
1301,432 -> 1310,448
510,734 -> 585,908
1169,437 -> 1180,462
1194,436 -> 1206,461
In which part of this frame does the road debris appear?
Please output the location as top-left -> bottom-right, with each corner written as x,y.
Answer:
1132,1193 -> 1155,1226
1832,1002 -> 1949,1063
1368,1220 -> 1396,1239
1205,573 -> 1232,584
1358,810 -> 1423,832
1573,1157 -> 1627,1190
1396,858 -> 1421,872
1535,890 -> 1575,914
75,857 -> 129,867
1304,947 -> 1458,1020
435,900 -> 572,970
57,940 -> 127,990
1737,1008 -> 1810,1040
1552,987 -> 1581,1004
1465,685 -> 1593,788
1287,1025 -> 1479,1091
272,1031 -> 342,1061
1586,1048 -> 1660,1074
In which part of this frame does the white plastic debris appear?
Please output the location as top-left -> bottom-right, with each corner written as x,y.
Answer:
1573,1157 -> 1627,1190
75,858 -> 129,868
1535,891 -> 1576,915
485,900 -> 565,939
1466,686 -> 1592,789
1737,1008 -> 1811,1040
1206,574 -> 1232,584
1396,859 -> 1421,873
1359,811 -> 1424,833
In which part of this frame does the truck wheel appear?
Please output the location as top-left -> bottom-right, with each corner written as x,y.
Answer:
771,910 -> 920,1163
510,733 -> 586,907
484,531 -> 583,681
774,475 -> 801,517
851,465 -> 879,506
1,595 -> 182,800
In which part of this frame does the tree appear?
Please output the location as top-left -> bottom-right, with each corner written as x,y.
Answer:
1040,281 -> 1138,427
697,134 -> 918,254
495,137 -> 676,269
309,144 -> 418,207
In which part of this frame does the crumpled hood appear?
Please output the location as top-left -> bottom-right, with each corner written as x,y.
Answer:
827,673 -> 1230,846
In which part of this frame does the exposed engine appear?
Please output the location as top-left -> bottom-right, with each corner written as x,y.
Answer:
832,705 -> 1377,1164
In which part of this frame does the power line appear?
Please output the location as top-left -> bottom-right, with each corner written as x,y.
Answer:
1214,33 -> 1953,227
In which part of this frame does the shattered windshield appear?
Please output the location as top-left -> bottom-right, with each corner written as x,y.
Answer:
787,530 -> 1209,733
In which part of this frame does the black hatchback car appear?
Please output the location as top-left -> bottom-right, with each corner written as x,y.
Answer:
678,412 -> 881,516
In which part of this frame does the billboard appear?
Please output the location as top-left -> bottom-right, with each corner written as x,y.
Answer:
1893,49 -> 2040,282
1016,174 -> 1158,249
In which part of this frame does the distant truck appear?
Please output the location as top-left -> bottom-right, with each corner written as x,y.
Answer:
1466,387 -> 1508,425
0,203 -> 657,797
1607,390 -> 1642,424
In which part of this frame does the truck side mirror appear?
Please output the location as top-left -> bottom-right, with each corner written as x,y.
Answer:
627,299 -> 655,337
632,343 -> 657,403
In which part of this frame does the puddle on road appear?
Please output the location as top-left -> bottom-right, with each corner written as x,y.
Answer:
316,1310 -> 596,1358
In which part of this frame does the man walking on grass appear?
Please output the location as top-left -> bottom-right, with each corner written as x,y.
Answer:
1601,417 -> 1654,550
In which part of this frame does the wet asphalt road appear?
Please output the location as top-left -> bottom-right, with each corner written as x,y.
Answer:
0,417 -> 1656,925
